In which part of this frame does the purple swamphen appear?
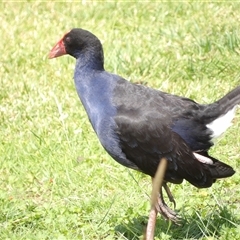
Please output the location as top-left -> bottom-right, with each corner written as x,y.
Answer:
49,28 -> 238,237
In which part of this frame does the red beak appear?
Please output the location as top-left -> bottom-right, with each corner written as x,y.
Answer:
49,38 -> 66,59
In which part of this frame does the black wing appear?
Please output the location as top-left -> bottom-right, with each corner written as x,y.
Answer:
113,79 -> 232,187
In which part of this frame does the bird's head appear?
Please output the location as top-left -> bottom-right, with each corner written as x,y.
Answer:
49,28 -> 103,61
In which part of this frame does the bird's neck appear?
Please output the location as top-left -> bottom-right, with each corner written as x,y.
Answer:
73,63 -> 116,137
75,47 -> 104,71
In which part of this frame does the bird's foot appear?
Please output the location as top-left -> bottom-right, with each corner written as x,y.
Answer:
155,198 -> 181,224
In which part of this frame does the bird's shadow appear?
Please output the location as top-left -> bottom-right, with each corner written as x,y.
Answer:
114,205 -> 239,239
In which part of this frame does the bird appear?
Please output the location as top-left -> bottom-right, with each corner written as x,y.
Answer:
49,28 -> 238,237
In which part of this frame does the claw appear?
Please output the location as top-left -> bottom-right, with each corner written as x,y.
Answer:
162,182 -> 176,209
157,185 -> 181,225
155,201 -> 179,224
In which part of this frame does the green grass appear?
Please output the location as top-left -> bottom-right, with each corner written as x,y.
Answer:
1,1 -> 240,239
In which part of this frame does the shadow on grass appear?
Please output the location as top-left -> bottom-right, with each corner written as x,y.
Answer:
114,205 -> 240,239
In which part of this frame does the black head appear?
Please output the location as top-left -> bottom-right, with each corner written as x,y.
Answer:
49,28 -> 103,61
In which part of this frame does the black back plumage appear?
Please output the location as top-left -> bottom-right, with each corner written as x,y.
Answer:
113,78 -> 235,188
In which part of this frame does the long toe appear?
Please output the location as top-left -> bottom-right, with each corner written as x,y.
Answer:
155,197 -> 181,224
163,182 -> 176,209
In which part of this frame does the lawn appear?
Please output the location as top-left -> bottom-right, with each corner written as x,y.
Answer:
0,1 -> 240,239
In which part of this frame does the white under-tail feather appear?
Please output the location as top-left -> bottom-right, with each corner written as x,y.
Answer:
206,107 -> 237,139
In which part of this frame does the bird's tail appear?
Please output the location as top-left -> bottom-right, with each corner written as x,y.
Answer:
200,152 -> 235,180
189,151 -> 235,188
216,85 -> 240,114
204,85 -> 240,139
